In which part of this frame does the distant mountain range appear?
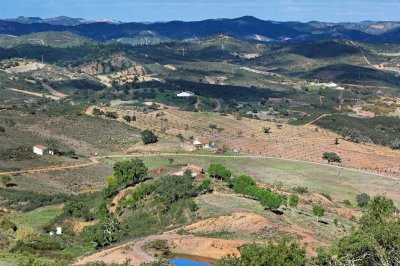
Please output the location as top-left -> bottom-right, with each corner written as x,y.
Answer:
1,16 -> 400,43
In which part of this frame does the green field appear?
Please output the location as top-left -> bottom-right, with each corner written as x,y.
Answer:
100,154 -> 400,204
9,205 -> 62,229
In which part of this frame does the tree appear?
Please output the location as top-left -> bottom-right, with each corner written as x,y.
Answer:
123,115 -> 132,123
176,133 -> 185,142
84,216 -> 124,248
233,175 -> 256,194
208,164 -> 231,181
65,149 -> 76,158
0,174 -> 11,187
45,138 -> 59,152
322,152 -> 341,163
359,194 -> 395,228
154,175 -> 197,205
168,158 -> 174,165
356,193 -> 370,208
113,158 -> 148,187
313,205 -> 325,222
258,190 -> 283,210
141,130 -> 158,145
288,194 -> 299,208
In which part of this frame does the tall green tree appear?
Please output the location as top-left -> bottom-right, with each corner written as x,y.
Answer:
113,158 -> 148,187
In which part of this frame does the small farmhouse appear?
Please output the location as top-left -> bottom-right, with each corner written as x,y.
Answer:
33,145 -> 52,155
177,91 -> 195,97
193,138 -> 213,149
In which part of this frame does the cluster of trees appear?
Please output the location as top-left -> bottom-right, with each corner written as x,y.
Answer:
208,164 -> 232,182
103,158 -> 148,198
316,115 -> 400,149
232,175 -> 284,210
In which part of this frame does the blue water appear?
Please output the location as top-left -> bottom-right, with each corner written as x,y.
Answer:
169,258 -> 213,266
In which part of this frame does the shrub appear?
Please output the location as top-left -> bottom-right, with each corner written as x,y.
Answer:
197,179 -> 213,194
0,174 -> 11,187
92,108 -> 104,116
293,186 -> 308,194
238,241 -> 306,266
63,200 -> 94,221
0,217 -> 17,232
288,194 -> 299,208
356,193 -> 371,208
390,139 -> 400,149
105,111 -> 118,119
341,199 -> 352,206
141,130 -> 158,144
322,152 -> 341,163
313,205 -> 325,222
123,115 -> 132,123
321,192 -> 332,201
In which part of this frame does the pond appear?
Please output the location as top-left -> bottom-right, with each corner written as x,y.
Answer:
168,254 -> 215,266
169,258 -> 213,266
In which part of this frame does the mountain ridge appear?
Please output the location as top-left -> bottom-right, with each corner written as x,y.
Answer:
1,16 -> 400,43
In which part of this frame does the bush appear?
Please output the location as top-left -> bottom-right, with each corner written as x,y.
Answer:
312,205 -> 325,221
197,179 -> 213,194
141,130 -> 158,144
288,194 -> 299,208
105,111 -> 118,119
92,108 -> 104,116
341,199 -> 352,206
0,174 -> 11,187
223,241 -> 306,266
293,186 -> 308,194
0,217 -> 17,232
356,193 -> 371,208
322,152 -> 341,163
63,200 -> 94,221
390,139 -> 400,149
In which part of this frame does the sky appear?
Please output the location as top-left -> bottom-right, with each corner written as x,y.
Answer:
1,0 -> 400,23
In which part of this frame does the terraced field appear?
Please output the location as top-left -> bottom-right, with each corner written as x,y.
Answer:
92,105 -> 400,179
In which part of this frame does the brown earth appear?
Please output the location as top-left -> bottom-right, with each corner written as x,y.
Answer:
74,234 -> 245,266
89,105 -> 400,179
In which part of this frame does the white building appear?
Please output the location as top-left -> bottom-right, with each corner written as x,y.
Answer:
177,91 -> 195,97
33,145 -> 50,155
56,227 -> 62,235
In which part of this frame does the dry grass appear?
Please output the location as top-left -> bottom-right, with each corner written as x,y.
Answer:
93,105 -> 400,178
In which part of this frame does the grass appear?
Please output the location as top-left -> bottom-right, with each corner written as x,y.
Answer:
0,252 -> 25,266
99,154 -> 400,204
9,205 -> 63,229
